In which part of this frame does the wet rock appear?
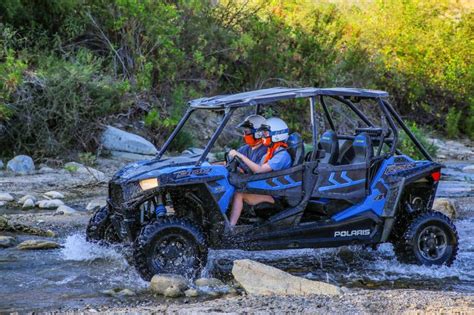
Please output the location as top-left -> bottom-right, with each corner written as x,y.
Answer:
232,259 -> 341,296
0,235 -> 17,248
7,155 -> 35,174
101,288 -> 136,297
22,199 -> 35,209
150,274 -> 189,295
86,200 -> 106,212
37,199 -> 64,209
0,216 -> 55,237
184,288 -> 200,297
0,193 -> 14,202
195,278 -> 225,288
43,191 -> 65,199
163,286 -> 183,298
64,162 -> 106,182
462,165 -> 474,174
18,195 -> 37,204
433,198 -> 458,219
55,205 -> 80,216
17,240 -> 61,250
101,125 -> 158,156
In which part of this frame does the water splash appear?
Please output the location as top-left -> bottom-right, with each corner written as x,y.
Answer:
61,233 -> 124,261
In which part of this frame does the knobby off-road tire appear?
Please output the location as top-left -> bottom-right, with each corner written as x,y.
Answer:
133,217 -> 208,281
393,211 -> 458,266
86,206 -> 121,244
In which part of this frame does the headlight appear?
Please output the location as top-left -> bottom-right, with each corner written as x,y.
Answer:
139,178 -> 159,191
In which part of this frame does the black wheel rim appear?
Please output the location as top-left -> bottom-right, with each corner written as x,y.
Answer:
417,225 -> 448,261
151,233 -> 198,276
103,223 -> 120,243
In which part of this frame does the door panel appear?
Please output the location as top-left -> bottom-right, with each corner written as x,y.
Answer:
312,163 -> 368,202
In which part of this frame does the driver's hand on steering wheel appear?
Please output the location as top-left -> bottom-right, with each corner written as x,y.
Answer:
228,149 -> 239,159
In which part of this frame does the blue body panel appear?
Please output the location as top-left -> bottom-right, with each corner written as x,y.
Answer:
319,171 -> 366,192
247,175 -> 302,191
331,156 -> 434,222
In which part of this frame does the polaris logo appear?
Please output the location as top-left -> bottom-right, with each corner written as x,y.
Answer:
334,229 -> 371,237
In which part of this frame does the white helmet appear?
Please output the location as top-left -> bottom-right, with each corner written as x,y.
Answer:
237,115 -> 266,139
260,117 -> 289,142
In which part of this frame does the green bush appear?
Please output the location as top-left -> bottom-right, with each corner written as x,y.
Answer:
446,107 -> 462,138
168,130 -> 194,153
0,0 -> 471,157
1,50 -> 129,157
398,122 -> 438,160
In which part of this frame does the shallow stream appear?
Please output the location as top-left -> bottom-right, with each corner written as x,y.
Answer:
1,161 -> 472,312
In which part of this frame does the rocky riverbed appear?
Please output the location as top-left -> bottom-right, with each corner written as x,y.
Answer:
0,138 -> 473,314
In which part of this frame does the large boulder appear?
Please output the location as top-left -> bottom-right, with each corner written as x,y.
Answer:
433,198 -> 458,219
150,274 -> 189,295
17,239 -> 61,250
64,162 -> 106,182
0,235 -> 17,248
6,155 -> 35,174
232,259 -> 341,296
101,126 -> 157,156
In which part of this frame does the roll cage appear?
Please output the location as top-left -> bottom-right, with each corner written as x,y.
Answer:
156,87 -> 433,164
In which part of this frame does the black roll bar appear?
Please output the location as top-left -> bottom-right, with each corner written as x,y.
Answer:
383,100 -> 433,161
377,98 -> 398,156
319,96 -> 336,131
310,96 -> 319,160
331,95 -> 374,127
156,108 -> 195,160
196,108 -> 236,166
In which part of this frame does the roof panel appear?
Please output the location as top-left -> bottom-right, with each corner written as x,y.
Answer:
188,87 -> 388,109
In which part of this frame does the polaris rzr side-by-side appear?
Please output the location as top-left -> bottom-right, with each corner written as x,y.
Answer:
86,87 -> 458,280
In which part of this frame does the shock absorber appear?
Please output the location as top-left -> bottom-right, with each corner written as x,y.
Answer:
155,194 -> 167,218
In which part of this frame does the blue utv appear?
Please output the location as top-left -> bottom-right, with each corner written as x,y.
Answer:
86,87 -> 458,280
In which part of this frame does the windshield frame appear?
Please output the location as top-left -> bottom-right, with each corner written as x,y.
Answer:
155,107 -> 236,165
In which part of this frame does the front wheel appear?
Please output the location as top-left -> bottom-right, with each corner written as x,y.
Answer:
86,206 -> 121,244
133,217 -> 208,281
393,211 -> 458,266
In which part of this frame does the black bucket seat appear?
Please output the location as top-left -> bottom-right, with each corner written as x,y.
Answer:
287,132 -> 305,166
318,130 -> 339,164
350,132 -> 373,164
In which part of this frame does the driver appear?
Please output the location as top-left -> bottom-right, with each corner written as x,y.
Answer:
227,117 -> 292,228
235,114 -> 268,166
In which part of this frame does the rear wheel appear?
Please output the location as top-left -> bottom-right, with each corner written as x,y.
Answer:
133,217 -> 208,281
393,211 -> 458,266
86,206 -> 121,244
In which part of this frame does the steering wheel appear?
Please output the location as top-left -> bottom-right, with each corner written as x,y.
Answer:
225,152 -> 254,174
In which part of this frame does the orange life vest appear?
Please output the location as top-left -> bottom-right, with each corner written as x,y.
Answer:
263,142 -> 288,164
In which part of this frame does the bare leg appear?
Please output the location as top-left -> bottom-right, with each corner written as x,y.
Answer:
230,192 -> 244,226
229,193 -> 275,226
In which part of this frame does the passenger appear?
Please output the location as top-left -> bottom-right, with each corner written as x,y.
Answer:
235,115 -> 267,166
227,117 -> 292,227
